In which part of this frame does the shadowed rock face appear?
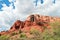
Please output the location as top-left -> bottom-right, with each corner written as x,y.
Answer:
37,22 -> 44,26
0,14 -> 60,35
10,20 -> 24,31
10,20 -> 21,30
14,20 -> 21,29
30,15 -> 35,22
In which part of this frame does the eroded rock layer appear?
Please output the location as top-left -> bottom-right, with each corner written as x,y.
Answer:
0,14 -> 60,35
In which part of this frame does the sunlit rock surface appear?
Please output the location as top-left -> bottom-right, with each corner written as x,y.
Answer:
0,14 -> 60,35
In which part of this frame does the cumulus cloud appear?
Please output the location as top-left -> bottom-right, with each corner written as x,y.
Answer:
0,0 -> 60,31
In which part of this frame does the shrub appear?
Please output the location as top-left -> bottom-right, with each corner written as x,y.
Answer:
20,33 -> 27,38
0,35 -> 10,40
19,30 -> 22,33
11,32 -> 17,36
30,28 -> 41,35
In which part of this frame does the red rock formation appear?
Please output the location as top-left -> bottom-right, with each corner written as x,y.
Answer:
10,20 -> 24,32
0,14 -> 60,35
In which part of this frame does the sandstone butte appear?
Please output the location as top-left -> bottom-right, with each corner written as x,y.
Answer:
0,14 -> 60,36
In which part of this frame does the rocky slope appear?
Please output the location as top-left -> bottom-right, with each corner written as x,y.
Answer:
0,14 -> 60,36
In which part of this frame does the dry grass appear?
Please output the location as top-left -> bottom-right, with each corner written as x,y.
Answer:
0,21 -> 60,40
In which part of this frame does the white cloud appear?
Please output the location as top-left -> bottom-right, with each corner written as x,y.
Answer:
0,0 -> 60,31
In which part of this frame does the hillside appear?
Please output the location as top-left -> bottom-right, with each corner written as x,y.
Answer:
0,14 -> 60,40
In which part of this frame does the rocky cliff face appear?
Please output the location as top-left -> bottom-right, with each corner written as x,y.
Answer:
0,14 -> 60,35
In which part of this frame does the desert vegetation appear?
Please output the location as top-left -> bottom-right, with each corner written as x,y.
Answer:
0,21 -> 60,40
0,14 -> 60,40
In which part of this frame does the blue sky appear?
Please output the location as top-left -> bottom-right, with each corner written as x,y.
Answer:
0,0 -> 60,31
34,0 -> 56,6
0,0 -> 15,11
